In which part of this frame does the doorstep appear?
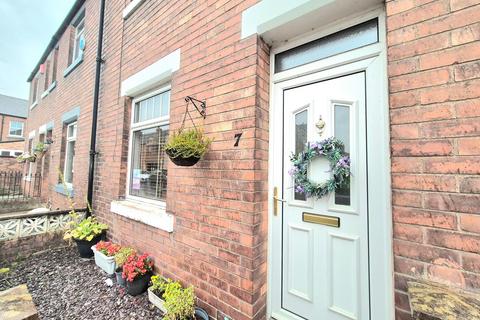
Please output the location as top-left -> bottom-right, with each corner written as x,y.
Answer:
0,284 -> 39,320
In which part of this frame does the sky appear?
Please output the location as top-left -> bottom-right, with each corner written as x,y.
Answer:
0,0 -> 75,100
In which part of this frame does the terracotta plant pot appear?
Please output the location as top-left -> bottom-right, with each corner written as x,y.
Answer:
126,273 -> 152,296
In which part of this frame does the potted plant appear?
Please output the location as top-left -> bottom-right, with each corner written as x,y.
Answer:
33,142 -> 49,158
149,277 -> 209,320
148,275 -> 168,313
114,247 -> 135,287
16,152 -> 36,163
92,241 -> 120,275
123,253 -> 154,296
165,128 -> 212,166
64,216 -> 108,258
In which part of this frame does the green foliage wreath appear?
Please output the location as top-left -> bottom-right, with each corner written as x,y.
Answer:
289,137 -> 351,199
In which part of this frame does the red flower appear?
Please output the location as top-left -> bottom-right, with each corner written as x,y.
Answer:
122,253 -> 154,282
95,241 -> 121,257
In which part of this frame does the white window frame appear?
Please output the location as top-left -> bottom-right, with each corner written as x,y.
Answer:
126,84 -> 171,207
63,121 -> 77,187
8,121 -> 24,138
72,10 -> 85,62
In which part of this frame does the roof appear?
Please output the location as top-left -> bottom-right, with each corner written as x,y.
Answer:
27,0 -> 85,82
0,94 -> 29,118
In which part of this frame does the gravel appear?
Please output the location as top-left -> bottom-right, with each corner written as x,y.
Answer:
0,246 -> 163,320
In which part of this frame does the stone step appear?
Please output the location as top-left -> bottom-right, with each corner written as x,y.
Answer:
0,284 -> 39,320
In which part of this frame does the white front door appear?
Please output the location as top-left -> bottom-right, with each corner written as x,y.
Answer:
270,70 -> 370,320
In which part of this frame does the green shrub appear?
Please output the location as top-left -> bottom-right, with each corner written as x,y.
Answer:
63,216 -> 108,241
114,247 -> 136,267
162,280 -> 195,320
165,128 -> 212,159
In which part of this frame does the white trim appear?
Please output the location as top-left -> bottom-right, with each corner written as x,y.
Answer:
8,121 -> 24,138
41,81 -> 57,99
28,130 -> 36,139
267,8 -> 393,320
111,200 -> 174,233
123,0 -> 146,19
38,124 -> 47,135
30,101 -> 38,110
121,49 -> 180,97
241,0 -> 382,43
126,85 -> 170,206
63,122 -> 77,187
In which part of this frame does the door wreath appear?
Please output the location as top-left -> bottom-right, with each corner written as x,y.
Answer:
289,137 -> 351,199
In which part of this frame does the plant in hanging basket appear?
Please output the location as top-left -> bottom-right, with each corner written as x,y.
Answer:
165,128 -> 212,167
16,152 -> 36,163
33,142 -> 49,158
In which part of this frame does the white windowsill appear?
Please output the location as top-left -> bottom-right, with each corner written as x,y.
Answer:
41,81 -> 57,99
30,101 -> 38,110
123,0 -> 145,19
7,135 -> 23,139
110,199 -> 174,233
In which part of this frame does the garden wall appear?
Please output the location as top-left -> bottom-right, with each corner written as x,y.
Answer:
0,156 -> 23,172
386,0 -> 480,318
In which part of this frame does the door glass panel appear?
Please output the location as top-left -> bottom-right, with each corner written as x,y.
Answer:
334,104 -> 350,205
294,110 -> 308,201
275,18 -> 378,73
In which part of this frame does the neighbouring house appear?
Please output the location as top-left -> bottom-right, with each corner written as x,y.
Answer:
24,0 -> 480,319
0,94 -> 28,171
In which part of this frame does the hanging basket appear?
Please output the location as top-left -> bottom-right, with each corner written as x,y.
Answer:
166,149 -> 201,167
165,96 -> 211,167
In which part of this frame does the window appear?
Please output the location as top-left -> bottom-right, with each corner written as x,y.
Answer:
44,60 -> 51,91
9,121 -> 24,137
63,122 -> 77,185
0,151 -> 9,157
72,11 -> 85,62
334,104 -> 351,206
128,87 -> 170,203
32,78 -> 39,103
275,18 -> 379,73
52,47 -> 59,83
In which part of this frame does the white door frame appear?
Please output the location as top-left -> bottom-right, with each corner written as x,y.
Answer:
267,7 -> 393,320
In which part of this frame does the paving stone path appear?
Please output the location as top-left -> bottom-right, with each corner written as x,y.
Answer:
0,247 -> 163,320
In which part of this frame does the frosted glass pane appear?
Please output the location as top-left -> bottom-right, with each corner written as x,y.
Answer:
275,19 -> 378,73
334,104 -> 350,206
295,110 -> 308,201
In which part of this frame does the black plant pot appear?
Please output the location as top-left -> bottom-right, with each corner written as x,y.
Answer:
192,307 -> 209,320
166,150 -> 201,167
73,233 -> 105,258
115,268 -> 126,287
126,272 -> 152,296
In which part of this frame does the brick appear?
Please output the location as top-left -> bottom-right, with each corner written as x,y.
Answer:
460,214 -> 480,233
462,253 -> 480,273
454,61 -> 480,81
419,42 -> 480,70
390,68 -> 450,92
424,192 -> 480,213
390,104 -> 454,124
393,206 -> 458,230
459,176 -> 480,193
426,229 -> 480,253
458,137 -> 480,155
387,0 -> 450,31
391,140 -> 453,156
394,223 -> 424,242
392,174 -> 457,192
451,22 -> 480,45
427,264 -> 466,287
455,99 -> 480,118
450,0 -> 480,11
394,239 -> 461,264
423,156 -> 480,174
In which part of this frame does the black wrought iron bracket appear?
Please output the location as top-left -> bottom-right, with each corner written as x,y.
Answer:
185,96 -> 206,119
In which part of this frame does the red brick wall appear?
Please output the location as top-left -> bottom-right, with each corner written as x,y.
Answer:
93,1 -> 269,319
386,1 -> 480,318
25,1 -> 99,210
0,156 -> 23,172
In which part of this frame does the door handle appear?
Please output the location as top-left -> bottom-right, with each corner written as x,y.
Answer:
273,187 -> 286,216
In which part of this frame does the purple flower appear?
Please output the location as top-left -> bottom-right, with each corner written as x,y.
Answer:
295,185 -> 305,194
337,156 -> 350,168
289,167 -> 299,176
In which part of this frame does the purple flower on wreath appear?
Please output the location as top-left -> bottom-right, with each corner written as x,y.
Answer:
337,155 -> 350,168
295,185 -> 305,194
289,166 -> 299,176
